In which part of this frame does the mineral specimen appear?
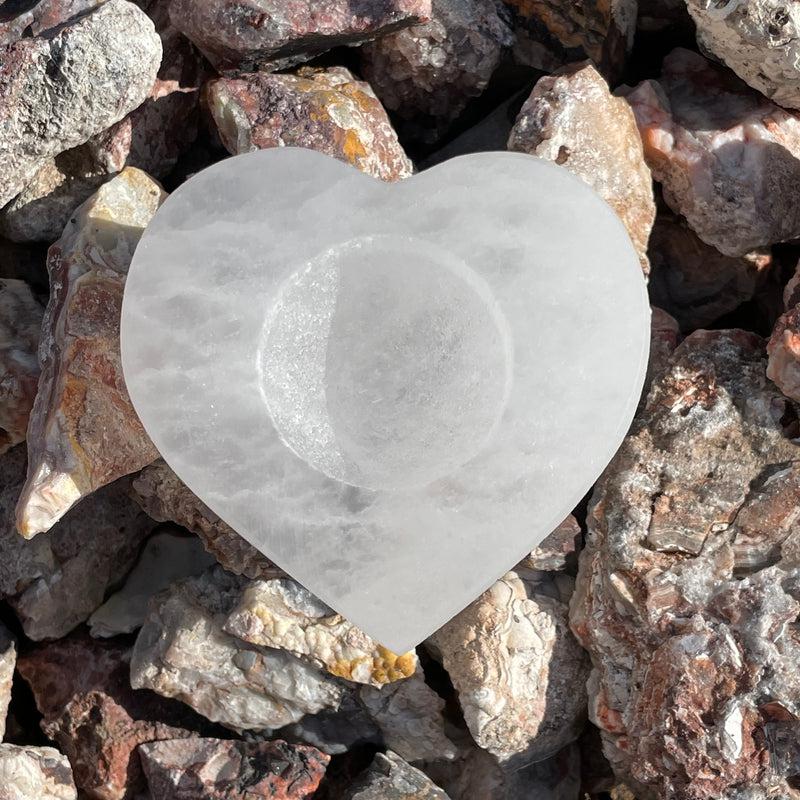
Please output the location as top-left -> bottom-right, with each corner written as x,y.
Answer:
768,303 -> 800,402
121,147 -> 649,653
205,67 -> 413,181
0,623 -> 15,740
428,562 -> 589,764
88,530 -> 215,638
622,48 -> 800,256
361,0 -> 513,142
571,329 -> 800,798
0,0 -> 161,207
504,0 -> 637,79
343,751 -> 450,800
686,0 -> 800,109
223,577 -> 418,687
130,460 -> 277,579
16,168 -> 165,537
0,446 -> 152,640
17,635 -> 219,800
0,744 -> 77,800
0,279 -> 42,454
138,738 -> 330,800
167,0 -> 431,72
648,211 -> 772,331
130,567 -> 345,731
508,61 -> 655,274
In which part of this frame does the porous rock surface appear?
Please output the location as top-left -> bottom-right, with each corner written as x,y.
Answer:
130,460 -> 278,578
0,446 -> 152,640
361,0 -> 513,142
623,48 -> 800,257
0,0 -> 161,207
0,279 -> 42,453
504,0 -> 637,79
0,744 -> 77,800
138,737 -> 329,800
168,0 -> 431,72
16,169 -> 165,538
17,634 -> 220,800
648,211 -> 772,331
571,329 -> 800,799
428,558 -> 589,764
0,623 -> 15,740
686,0 -> 800,110
508,61 -> 655,273
343,751 -> 450,799
205,66 -> 413,181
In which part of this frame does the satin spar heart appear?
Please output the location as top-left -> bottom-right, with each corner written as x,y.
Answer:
121,148 -> 650,652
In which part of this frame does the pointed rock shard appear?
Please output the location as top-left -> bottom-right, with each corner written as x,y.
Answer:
343,751 -> 451,800
16,168 -> 166,537
0,279 -> 42,454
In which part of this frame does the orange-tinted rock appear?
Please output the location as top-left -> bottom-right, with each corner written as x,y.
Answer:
168,0 -> 431,72
16,169 -> 165,537
205,67 -> 412,182
139,738 -> 329,799
768,305 -> 800,402
508,62 -> 654,274
571,329 -> 800,798
0,279 -> 42,453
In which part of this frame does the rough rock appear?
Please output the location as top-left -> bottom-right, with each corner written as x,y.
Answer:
646,307 -> 680,393
428,561 -> 589,764
16,168 -> 166,538
138,738 -> 329,799
622,48 -> 800,257
0,0 -> 105,45
570,329 -> 800,799
0,744 -> 77,800
205,67 -> 413,182
503,0 -> 636,79
768,304 -> 800,402
0,0 -> 161,207
130,459 -> 278,578
0,623 -> 15,740
361,0 -> 513,143
524,515 -> 581,573
89,530 -> 216,638
424,741 -> 581,800
0,279 -> 42,453
17,635 -> 221,800
508,62 -> 654,273
130,567 -> 345,732
168,0 -> 430,72
0,446 -> 152,640
223,577 -> 418,687
343,751 -> 450,800
648,211 -> 772,331
686,0 -> 800,110
0,3 -> 203,243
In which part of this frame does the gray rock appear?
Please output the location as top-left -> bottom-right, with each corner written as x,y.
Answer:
342,751 -> 451,800
0,0 -> 161,207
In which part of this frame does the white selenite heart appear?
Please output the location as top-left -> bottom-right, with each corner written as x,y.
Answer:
121,148 -> 650,652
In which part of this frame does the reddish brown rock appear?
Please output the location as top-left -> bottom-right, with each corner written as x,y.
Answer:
0,446 -> 152,640
645,307 -> 680,393
525,515 -> 581,573
648,211 -> 772,331
508,62 -> 654,274
168,0 -> 431,72
17,635 -> 220,800
623,48 -> 800,257
0,0 -> 105,45
503,0 -> 636,79
130,459 -> 278,578
0,279 -> 42,453
16,169 -> 165,537
205,67 -> 412,182
768,305 -> 800,402
361,0 -> 513,143
570,329 -> 800,799
138,737 -> 329,799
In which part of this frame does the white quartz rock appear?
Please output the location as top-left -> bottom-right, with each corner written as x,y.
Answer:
0,745 -> 77,800
121,148 -> 649,651
89,530 -> 215,637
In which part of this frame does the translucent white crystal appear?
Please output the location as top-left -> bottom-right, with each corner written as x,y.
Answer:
121,148 -> 650,651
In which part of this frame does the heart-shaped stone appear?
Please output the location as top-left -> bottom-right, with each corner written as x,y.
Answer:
121,148 -> 649,652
